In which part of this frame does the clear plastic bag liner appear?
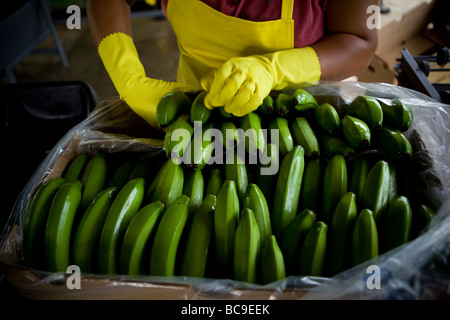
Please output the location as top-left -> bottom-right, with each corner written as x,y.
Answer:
1,81 -> 449,300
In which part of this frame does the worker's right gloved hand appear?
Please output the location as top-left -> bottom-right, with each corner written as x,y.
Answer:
98,32 -> 199,128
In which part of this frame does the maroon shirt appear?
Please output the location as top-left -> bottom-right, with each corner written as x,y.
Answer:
162,0 -> 327,48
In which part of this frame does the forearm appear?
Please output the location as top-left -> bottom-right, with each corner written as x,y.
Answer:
87,0 -> 134,46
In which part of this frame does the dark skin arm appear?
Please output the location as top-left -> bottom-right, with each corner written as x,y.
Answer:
312,0 -> 379,80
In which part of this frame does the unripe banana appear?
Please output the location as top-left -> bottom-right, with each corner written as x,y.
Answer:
349,156 -> 369,205
64,153 -> 88,183
242,184 -> 272,250
280,209 -> 316,275
376,126 -> 413,162
256,143 -> 279,208
315,103 -> 340,135
275,92 -> 292,116
258,95 -> 274,116
98,177 -> 145,274
319,132 -> 355,160
119,200 -> 165,275
187,122 -> 215,171
290,117 -> 320,158
412,204 -> 436,238
219,107 -> 235,119
268,117 -> 294,156
190,91 -> 213,125
298,221 -> 328,277
379,98 -> 414,132
299,158 -> 324,213
233,208 -> 260,284
150,195 -> 190,276
22,177 -> 66,269
361,160 -> 390,222
260,235 -> 286,285
322,154 -> 348,224
164,113 -> 193,162
214,180 -> 240,277
80,152 -> 108,211
352,208 -> 378,266
329,192 -> 357,276
205,168 -> 223,197
290,88 -> 318,114
225,152 -> 248,201
181,194 -> 216,278
107,160 -> 135,189
147,158 -> 184,207
346,95 -> 383,130
385,196 -> 412,251
240,112 -> 266,156
272,145 -> 305,237
156,90 -> 192,128
341,115 -> 371,149
182,169 -> 204,220
388,162 -> 398,204
44,181 -> 82,272
73,187 -> 118,273
221,121 -> 240,150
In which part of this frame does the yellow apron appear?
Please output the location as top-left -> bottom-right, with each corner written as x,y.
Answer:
167,0 -> 295,88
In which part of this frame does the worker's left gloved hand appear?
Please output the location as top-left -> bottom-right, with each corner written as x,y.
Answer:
200,47 -> 321,117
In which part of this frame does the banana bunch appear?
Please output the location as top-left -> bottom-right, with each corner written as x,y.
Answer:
21,86 -> 438,286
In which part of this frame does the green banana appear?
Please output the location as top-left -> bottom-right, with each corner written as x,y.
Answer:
376,126 -> 413,162
128,158 -> 154,182
163,113 -> 193,162
119,200 -> 165,275
299,158 -> 323,213
224,152 -> 248,201
322,154 -> 348,224
341,115 -> 371,149
242,184 -> 272,250
385,196 -> 412,251
329,192 -> 357,276
379,98 -> 414,132
107,160 -> 135,189
63,153 -> 88,182
221,121 -> 240,150
181,194 -> 216,278
280,209 -> 316,275
412,204 -> 436,238
349,156 -> 369,205
352,208 -> 378,266
260,235 -> 286,285
361,160 -> 390,222
22,177 -> 66,269
150,195 -> 190,276
314,103 -> 340,135
233,208 -> 261,284
219,107 -> 235,119
275,93 -> 292,116
256,143 -> 279,208
290,117 -> 320,158
72,187 -> 118,273
147,158 -> 184,207
187,122 -> 215,171
205,168 -> 223,197
319,132 -> 355,160
272,145 -> 305,237
388,162 -> 399,204
214,180 -> 240,277
156,90 -> 192,128
44,181 -> 82,272
298,221 -> 328,277
240,112 -> 266,156
290,88 -> 318,114
80,152 -> 108,211
182,169 -> 204,220
268,117 -> 294,156
190,91 -> 213,125
346,95 -> 383,130
258,95 -> 274,116
98,177 -> 145,274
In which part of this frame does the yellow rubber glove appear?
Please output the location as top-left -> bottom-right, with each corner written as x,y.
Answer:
98,32 -> 199,128
200,46 -> 321,117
